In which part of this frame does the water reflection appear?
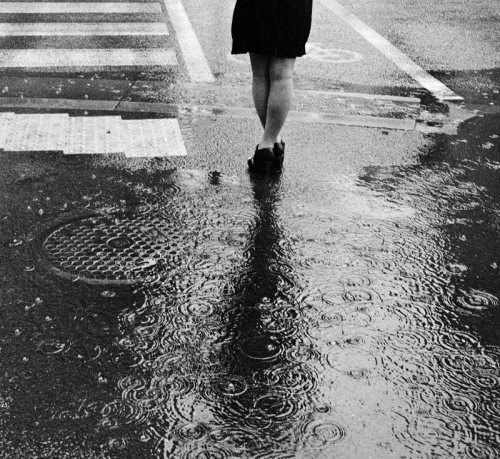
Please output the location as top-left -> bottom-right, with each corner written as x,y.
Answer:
214,176 -> 311,456
356,116 -> 500,456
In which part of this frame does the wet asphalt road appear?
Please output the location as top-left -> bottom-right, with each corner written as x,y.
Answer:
0,0 -> 500,458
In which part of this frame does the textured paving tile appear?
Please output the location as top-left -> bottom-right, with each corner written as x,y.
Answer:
122,118 -> 187,157
0,112 -> 15,149
63,116 -> 125,154
3,113 -> 69,151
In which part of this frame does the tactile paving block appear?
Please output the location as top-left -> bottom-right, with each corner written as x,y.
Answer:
3,113 -> 69,151
0,112 -> 15,149
122,118 -> 187,157
63,116 -> 125,154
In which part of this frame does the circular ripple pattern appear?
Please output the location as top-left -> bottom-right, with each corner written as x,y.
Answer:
41,214 -> 191,285
240,337 -> 282,361
302,419 -> 346,448
175,422 -> 209,442
456,289 -> 499,312
210,375 -> 248,397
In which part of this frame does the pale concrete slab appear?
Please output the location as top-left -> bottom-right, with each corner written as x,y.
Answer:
122,118 -> 187,157
3,114 -> 69,152
0,112 -> 15,150
63,116 -> 125,154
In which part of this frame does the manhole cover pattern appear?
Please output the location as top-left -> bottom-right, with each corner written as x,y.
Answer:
42,214 -> 186,284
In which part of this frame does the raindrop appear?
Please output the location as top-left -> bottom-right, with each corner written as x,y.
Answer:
444,263 -> 468,274
327,348 -> 377,377
465,443 -> 500,459
437,329 -> 481,354
178,298 -> 216,319
179,445 -> 230,459
211,375 -> 248,397
456,289 -> 498,312
302,419 -> 346,448
314,403 -> 332,414
108,437 -> 127,450
286,345 -> 320,363
176,422 -> 209,441
239,337 -> 281,361
101,290 -> 116,298
253,393 -> 299,420
161,375 -> 194,396
256,364 -> 318,395
442,394 -> 477,414
473,373 -> 500,390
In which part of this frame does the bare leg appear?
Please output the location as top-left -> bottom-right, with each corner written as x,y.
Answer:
249,53 -> 270,129
259,57 -> 296,148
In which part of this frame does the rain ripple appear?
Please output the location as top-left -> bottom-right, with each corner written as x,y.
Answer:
456,289 -> 499,312
239,336 -> 282,361
300,419 -> 346,448
253,363 -> 319,396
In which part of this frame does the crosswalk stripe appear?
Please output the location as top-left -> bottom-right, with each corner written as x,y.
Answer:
0,2 -> 162,14
0,48 -> 178,68
0,22 -> 169,36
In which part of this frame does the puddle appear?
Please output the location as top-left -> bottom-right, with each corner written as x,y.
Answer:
0,117 -> 499,457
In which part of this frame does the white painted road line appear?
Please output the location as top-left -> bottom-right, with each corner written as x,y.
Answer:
0,48 -> 178,68
161,0 -> 214,83
0,2 -> 163,14
0,22 -> 170,37
318,0 -> 463,101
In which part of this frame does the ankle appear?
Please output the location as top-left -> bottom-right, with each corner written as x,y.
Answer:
258,141 -> 275,150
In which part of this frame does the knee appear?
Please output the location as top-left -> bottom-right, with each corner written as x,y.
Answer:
269,61 -> 295,83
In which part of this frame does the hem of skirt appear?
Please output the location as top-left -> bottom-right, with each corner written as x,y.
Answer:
231,46 -> 306,58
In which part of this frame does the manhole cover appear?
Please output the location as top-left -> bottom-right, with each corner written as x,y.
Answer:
41,214 -> 186,285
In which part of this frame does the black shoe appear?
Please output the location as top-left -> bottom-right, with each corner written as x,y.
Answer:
274,140 -> 285,171
248,145 -> 276,175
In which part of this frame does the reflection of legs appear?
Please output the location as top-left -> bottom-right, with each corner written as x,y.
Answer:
261,57 -> 296,149
250,53 -> 270,129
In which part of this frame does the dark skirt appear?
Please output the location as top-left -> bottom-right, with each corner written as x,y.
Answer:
231,0 -> 313,58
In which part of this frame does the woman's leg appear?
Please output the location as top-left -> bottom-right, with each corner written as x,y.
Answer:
249,53 -> 270,129
259,57 -> 296,148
